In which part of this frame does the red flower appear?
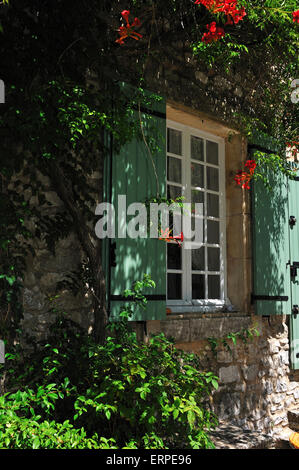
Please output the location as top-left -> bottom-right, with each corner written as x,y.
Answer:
121,10 -> 130,24
293,10 -> 299,23
234,159 -> 256,189
245,159 -> 257,174
116,10 -> 142,45
194,0 -> 215,7
195,0 -> 246,39
131,17 -> 141,27
202,22 -> 225,43
159,228 -> 184,247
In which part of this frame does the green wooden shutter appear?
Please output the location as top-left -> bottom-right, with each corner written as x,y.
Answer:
251,135 -> 291,316
288,170 -> 299,369
104,90 -> 167,322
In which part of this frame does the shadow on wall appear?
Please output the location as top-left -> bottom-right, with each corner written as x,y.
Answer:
253,170 -> 291,315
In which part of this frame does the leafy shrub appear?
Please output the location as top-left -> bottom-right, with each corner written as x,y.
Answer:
0,276 -> 218,449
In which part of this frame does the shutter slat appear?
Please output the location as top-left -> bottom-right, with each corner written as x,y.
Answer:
251,136 -> 291,316
108,88 -> 166,321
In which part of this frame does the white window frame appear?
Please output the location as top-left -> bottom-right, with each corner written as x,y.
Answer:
166,119 -> 227,312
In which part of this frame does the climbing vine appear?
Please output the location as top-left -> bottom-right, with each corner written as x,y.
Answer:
207,324 -> 260,357
0,0 -> 298,341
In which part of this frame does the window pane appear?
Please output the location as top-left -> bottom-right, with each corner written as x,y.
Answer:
167,273 -> 182,300
207,193 -> 219,218
207,167 -> 219,191
192,247 -> 205,271
191,136 -> 204,162
191,163 -> 204,188
167,128 -> 182,155
191,189 -> 204,204
191,190 -> 204,217
208,275 -> 220,299
191,215 -> 204,240
167,156 -> 181,184
192,274 -> 205,299
207,220 -> 220,244
208,247 -> 220,271
167,185 -> 181,201
206,141 -> 219,165
167,243 -> 182,270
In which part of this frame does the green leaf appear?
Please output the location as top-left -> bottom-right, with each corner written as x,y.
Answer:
32,437 -> 40,449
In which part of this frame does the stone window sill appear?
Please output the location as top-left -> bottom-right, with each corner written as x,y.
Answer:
164,310 -> 250,321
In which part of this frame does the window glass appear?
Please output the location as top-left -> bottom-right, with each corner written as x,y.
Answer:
207,193 -> 219,218
167,128 -> 182,155
207,220 -> 220,244
206,140 -> 218,165
208,275 -> 220,299
191,136 -> 204,162
167,243 -> 182,270
167,185 -> 181,201
166,126 -> 224,304
207,166 -> 219,192
167,156 -> 182,184
167,273 -> 182,300
208,247 -> 220,271
191,163 -> 204,188
192,246 -> 205,271
192,274 -> 205,299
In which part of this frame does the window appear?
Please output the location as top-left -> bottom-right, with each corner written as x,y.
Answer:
166,120 -> 227,308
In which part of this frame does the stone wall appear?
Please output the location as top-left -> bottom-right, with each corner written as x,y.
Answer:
146,314 -> 299,436
7,169 -> 96,340
4,77 -> 298,441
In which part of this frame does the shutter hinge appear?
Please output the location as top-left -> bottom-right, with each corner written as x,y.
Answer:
251,294 -> 289,303
292,305 -> 299,318
290,262 -> 299,279
289,216 -> 297,227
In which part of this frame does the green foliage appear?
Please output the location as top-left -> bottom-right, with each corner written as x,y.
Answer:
208,324 -> 260,357
0,0 -> 297,339
0,276 -> 218,449
253,150 -> 296,190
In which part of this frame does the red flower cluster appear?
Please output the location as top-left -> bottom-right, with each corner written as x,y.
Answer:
286,141 -> 299,159
234,159 -> 256,189
213,1 -> 246,24
116,10 -> 142,45
194,0 -> 215,7
293,10 -> 299,23
202,22 -> 225,43
195,0 -> 246,43
159,228 -> 184,247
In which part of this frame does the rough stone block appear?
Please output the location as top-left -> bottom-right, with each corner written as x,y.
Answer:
219,365 -> 240,384
275,380 -> 288,393
160,319 -> 190,343
279,350 -> 289,366
217,349 -> 234,364
242,364 -> 258,381
288,409 -> 299,431
262,380 -> 274,395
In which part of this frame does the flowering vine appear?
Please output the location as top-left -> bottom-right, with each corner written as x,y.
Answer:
293,10 -> 299,23
116,10 -> 142,45
234,159 -> 256,189
195,0 -> 246,43
202,22 -> 225,43
159,228 -> 184,247
286,141 -> 299,160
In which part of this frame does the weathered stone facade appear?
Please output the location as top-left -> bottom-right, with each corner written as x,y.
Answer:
146,315 -> 299,438
16,102 -> 299,443
8,65 -> 298,445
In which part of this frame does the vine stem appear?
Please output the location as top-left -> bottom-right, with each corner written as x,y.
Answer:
137,101 -> 160,198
